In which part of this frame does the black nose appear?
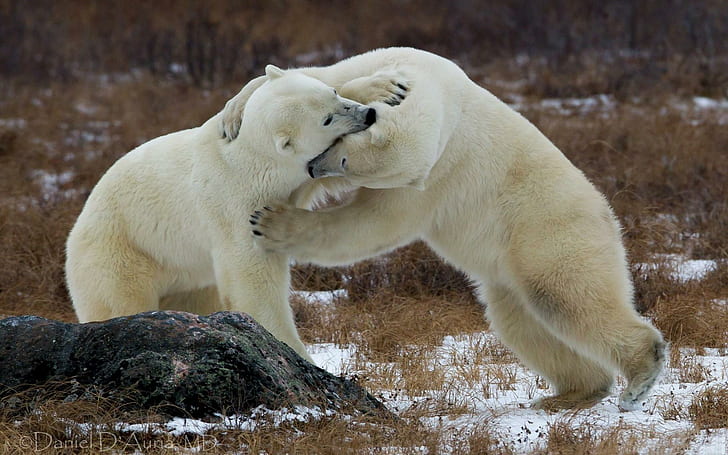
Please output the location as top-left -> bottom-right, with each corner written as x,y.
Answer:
365,107 -> 376,126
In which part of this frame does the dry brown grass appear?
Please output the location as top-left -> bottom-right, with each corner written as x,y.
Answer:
689,385 -> 728,430
540,419 -> 696,455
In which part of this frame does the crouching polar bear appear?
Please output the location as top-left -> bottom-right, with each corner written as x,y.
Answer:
64,65 -> 393,362
223,47 -> 665,410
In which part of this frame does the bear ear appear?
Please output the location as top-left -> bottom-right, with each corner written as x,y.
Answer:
274,133 -> 293,156
265,64 -> 285,79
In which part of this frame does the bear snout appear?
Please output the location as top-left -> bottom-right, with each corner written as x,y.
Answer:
365,107 -> 377,126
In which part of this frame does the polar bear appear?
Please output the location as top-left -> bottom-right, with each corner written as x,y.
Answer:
65,65 -> 390,362
222,47 -> 665,411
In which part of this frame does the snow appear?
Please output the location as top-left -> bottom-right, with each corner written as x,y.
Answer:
0,117 -> 27,128
693,97 -> 728,110
308,342 -> 356,376
539,94 -> 616,115
294,45 -> 346,65
159,405 -> 334,435
169,63 -> 186,75
74,102 -> 98,116
291,289 -> 348,306
688,430 -> 728,454
504,93 -> 728,125
507,94 -> 616,117
31,169 -> 81,202
107,405 -> 335,442
640,254 -> 717,282
501,93 -> 728,125
666,96 -> 728,125
303,330 -> 727,454
675,259 -> 718,281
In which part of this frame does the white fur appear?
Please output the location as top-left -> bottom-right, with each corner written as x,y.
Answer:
65,67 -> 385,362
222,47 -> 666,410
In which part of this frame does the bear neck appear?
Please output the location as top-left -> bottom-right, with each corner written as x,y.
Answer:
222,131 -> 308,202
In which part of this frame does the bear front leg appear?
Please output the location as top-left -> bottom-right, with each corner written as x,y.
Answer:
212,247 -> 313,363
249,188 -> 425,267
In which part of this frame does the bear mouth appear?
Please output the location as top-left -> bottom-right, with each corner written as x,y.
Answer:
312,136 -> 343,162
308,137 -> 343,179
325,137 -> 343,153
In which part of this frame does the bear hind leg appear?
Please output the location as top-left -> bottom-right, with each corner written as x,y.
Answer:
485,286 -> 614,410
523,282 -> 665,411
68,245 -> 162,322
160,286 -> 221,314
71,270 -> 160,322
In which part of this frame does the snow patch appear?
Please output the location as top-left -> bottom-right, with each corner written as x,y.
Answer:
306,321 -> 727,453
75,102 -> 98,116
508,94 -> 616,116
641,254 -> 718,281
309,343 -> 357,377
693,97 -> 728,110
31,169 -> 81,201
0,118 -> 27,129
687,429 -> 728,455
292,289 -> 347,306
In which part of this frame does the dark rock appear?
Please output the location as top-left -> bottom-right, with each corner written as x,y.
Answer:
0,311 -> 387,419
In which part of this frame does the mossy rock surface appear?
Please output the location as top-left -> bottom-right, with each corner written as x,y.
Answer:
0,311 -> 386,418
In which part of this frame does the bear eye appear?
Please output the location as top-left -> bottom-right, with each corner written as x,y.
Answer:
323,115 -> 333,126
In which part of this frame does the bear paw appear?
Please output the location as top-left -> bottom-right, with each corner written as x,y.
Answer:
339,70 -> 410,106
249,205 -> 319,254
531,389 -> 610,411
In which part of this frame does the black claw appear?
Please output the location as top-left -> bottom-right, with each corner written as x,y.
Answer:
264,206 -> 273,211
396,83 -> 408,91
254,210 -> 263,216
397,93 -> 405,100
252,230 -> 262,236
249,219 -> 257,225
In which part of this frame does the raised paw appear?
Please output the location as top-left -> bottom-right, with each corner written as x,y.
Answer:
378,74 -> 410,106
248,204 -> 316,254
339,69 -> 411,106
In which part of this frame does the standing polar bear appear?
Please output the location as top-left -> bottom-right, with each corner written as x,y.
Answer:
223,47 -> 665,411
65,65 -> 392,362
